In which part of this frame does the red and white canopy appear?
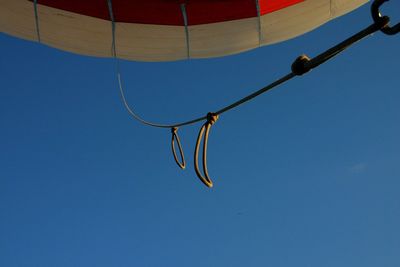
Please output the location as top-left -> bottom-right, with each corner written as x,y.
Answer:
1,0 -> 368,61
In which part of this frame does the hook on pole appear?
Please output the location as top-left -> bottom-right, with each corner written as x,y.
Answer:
371,0 -> 400,35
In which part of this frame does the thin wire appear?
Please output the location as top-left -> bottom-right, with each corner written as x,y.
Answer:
215,73 -> 295,115
116,62 -> 207,128
118,64 -> 295,128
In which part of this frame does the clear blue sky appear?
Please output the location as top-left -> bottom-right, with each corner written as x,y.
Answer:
1,3 -> 399,267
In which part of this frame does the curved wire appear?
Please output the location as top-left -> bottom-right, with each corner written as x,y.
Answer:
116,64 -> 207,128
117,62 -> 295,128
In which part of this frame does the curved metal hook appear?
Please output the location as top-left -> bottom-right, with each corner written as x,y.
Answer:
194,113 -> 219,188
371,0 -> 400,35
171,127 -> 186,170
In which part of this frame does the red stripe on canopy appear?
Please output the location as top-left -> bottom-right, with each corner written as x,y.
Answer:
259,0 -> 304,14
33,0 -> 303,26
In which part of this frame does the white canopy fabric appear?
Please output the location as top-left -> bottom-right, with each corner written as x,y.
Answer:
0,0 -> 368,61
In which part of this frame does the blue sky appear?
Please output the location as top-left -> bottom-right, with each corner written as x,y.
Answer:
1,2 -> 399,267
